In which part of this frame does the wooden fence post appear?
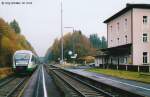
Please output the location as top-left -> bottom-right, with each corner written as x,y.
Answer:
126,65 -> 128,71
117,65 -> 118,70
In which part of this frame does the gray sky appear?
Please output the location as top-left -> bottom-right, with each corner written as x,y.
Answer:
0,0 -> 150,56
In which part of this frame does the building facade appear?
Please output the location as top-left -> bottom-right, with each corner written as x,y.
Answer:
95,4 -> 150,66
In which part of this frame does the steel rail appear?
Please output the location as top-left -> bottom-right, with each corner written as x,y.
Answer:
6,77 -> 27,97
0,77 -> 15,88
60,70 -> 114,97
52,69 -> 113,97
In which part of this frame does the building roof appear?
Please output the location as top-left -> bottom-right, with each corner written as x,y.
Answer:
104,4 -> 150,23
94,43 -> 132,57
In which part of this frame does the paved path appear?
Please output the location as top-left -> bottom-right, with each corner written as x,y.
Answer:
67,69 -> 150,97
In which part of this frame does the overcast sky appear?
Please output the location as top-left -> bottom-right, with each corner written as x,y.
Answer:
0,0 -> 150,56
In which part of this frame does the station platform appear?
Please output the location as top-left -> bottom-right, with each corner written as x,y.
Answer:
67,69 -> 150,97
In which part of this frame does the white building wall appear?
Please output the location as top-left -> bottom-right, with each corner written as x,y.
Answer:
107,10 -> 132,48
95,57 -> 103,66
132,8 -> 150,65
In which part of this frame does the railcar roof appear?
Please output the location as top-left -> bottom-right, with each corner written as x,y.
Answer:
14,50 -> 33,55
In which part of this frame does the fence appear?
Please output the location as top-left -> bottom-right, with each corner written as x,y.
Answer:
98,64 -> 150,72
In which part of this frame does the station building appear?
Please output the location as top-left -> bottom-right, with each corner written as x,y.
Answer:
95,4 -> 150,66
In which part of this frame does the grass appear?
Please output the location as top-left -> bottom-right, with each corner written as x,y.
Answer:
87,68 -> 150,83
0,68 -> 13,79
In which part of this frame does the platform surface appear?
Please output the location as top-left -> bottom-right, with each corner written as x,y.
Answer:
67,69 -> 150,97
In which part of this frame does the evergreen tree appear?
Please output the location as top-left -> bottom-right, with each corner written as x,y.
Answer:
10,19 -> 21,34
89,34 -> 107,49
101,36 -> 107,48
89,34 -> 101,48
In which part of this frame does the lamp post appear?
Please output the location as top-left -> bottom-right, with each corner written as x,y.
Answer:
60,0 -> 64,64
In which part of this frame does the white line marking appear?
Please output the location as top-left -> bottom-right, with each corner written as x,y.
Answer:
94,75 -> 150,91
36,67 -> 41,97
42,66 -> 48,97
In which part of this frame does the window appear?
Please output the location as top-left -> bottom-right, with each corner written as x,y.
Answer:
143,33 -> 148,42
120,57 -> 124,63
120,57 -> 127,64
143,16 -> 148,24
125,35 -> 127,43
143,52 -> 148,64
31,56 -> 35,62
124,19 -> 127,31
110,26 -> 112,32
117,22 -> 120,32
117,38 -> 119,44
124,57 -> 127,64
110,58 -> 113,64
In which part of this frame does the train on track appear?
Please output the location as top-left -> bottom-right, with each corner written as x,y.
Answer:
13,50 -> 38,74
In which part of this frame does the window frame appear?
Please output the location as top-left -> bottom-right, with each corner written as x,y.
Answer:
110,26 -> 112,33
143,52 -> 148,64
143,16 -> 148,24
31,55 -> 35,62
124,18 -> 127,31
117,38 -> 119,44
117,22 -> 120,33
125,35 -> 127,44
143,33 -> 148,43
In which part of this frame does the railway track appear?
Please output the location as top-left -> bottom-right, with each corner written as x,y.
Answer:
52,69 -> 114,97
0,76 -> 16,88
49,65 -> 145,97
0,76 -> 28,97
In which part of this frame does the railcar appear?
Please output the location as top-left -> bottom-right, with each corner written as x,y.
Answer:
13,50 -> 38,74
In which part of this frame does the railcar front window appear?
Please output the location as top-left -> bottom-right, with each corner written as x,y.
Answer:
15,53 -> 30,65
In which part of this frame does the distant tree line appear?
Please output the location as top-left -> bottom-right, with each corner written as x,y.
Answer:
89,34 -> 107,49
45,31 -> 107,63
0,18 -> 35,67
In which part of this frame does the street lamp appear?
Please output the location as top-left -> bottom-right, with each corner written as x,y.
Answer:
64,27 -> 74,32
60,0 -> 64,64
68,50 -> 77,65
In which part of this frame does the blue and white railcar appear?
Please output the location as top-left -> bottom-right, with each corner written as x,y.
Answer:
13,50 -> 38,73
